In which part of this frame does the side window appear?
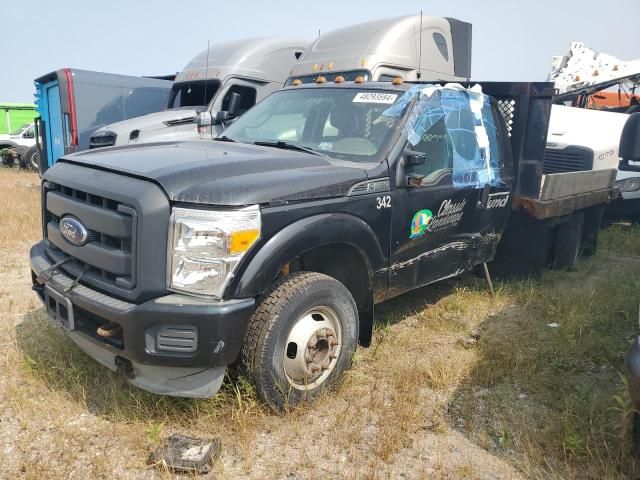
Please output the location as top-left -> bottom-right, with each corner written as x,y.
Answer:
407,117 -> 453,183
23,126 -> 35,139
221,85 -> 257,115
433,33 -> 449,61
403,89 -> 504,188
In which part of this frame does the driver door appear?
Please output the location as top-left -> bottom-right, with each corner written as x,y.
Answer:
387,91 -> 494,298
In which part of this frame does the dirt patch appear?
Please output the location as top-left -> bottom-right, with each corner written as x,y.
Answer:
0,167 -> 638,478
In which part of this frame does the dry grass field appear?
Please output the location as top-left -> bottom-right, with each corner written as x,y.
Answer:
1,167 -> 640,478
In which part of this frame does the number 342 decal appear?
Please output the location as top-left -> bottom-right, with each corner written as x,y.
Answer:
376,195 -> 391,209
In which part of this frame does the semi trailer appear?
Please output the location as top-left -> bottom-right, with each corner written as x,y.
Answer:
34,69 -> 174,172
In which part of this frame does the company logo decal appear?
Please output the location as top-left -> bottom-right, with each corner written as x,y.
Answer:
59,216 -> 89,246
409,198 -> 466,239
410,209 -> 433,238
487,192 -> 510,209
598,149 -> 616,160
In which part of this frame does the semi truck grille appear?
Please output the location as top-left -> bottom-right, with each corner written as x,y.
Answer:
43,183 -> 137,292
543,147 -> 594,174
89,132 -> 117,149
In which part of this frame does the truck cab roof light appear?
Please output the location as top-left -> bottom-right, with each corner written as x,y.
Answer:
334,76 -> 345,84
354,76 -> 365,84
392,77 -> 403,85
292,79 -> 302,86
315,76 -> 327,84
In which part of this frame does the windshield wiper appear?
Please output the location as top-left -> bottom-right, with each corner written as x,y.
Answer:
214,135 -> 236,142
253,140 -> 320,156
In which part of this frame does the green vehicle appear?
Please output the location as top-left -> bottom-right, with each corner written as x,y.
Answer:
0,103 -> 36,135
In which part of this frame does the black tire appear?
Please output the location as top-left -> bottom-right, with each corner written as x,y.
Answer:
241,271 -> 359,411
552,212 -> 584,270
581,205 -> 604,257
22,147 -> 39,172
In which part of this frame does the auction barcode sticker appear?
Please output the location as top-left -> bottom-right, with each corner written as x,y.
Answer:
352,92 -> 398,104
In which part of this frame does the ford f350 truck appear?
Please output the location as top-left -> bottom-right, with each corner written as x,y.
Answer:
29,78 -> 614,410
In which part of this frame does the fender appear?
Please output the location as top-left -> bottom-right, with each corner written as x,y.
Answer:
231,213 -> 387,299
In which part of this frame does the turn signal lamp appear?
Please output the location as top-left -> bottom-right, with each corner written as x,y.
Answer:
229,229 -> 261,255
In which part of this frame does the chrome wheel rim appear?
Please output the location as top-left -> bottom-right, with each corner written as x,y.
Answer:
283,306 -> 342,391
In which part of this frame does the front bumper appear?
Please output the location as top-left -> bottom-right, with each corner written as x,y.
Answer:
30,242 -> 255,397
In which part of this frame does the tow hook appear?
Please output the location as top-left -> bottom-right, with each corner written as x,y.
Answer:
115,356 -> 135,379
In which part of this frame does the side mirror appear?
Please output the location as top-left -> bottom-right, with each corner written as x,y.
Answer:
227,92 -> 241,117
619,113 -> 640,172
197,111 -> 213,140
396,149 -> 427,188
405,150 -> 428,166
214,111 -> 229,123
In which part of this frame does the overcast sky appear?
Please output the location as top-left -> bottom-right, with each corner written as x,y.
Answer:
2,0 -> 639,103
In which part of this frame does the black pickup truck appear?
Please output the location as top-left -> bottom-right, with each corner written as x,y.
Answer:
30,79 -> 613,410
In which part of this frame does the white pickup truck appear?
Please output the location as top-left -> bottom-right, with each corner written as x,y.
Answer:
0,123 -> 38,170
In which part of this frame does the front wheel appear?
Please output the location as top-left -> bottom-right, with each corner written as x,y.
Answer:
241,272 -> 359,411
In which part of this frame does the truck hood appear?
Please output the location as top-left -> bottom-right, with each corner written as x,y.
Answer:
547,105 -> 629,155
60,141 -> 369,205
92,108 -> 199,140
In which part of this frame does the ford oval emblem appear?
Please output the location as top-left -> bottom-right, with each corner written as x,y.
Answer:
59,216 -> 89,246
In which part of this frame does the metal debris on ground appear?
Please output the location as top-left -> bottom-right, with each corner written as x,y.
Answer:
148,434 -> 222,474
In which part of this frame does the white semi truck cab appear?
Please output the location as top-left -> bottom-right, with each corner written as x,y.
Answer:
287,15 -> 471,85
90,37 -> 308,148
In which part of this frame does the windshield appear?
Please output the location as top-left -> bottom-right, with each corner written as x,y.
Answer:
168,80 -> 220,109
221,87 -> 407,163
10,123 -> 30,135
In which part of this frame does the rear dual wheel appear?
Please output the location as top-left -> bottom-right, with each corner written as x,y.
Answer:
552,212 -> 584,270
242,272 -> 358,411
21,147 -> 39,171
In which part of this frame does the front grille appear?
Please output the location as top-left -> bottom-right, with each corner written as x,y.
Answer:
543,147 -> 594,174
43,183 -> 136,292
89,132 -> 116,149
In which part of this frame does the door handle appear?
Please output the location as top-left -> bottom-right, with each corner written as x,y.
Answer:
478,185 -> 490,209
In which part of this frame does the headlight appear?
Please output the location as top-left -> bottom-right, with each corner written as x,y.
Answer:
168,206 -> 261,298
616,177 -> 640,193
